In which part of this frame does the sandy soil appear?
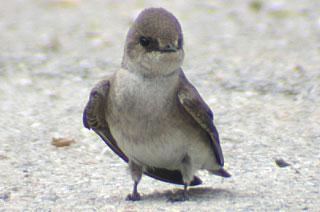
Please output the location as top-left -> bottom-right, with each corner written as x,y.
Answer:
0,0 -> 319,211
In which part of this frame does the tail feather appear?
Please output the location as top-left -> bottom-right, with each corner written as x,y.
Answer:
209,168 -> 231,178
145,167 -> 202,186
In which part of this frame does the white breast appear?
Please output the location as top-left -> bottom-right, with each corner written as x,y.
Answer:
107,68 -> 210,169
111,68 -> 178,120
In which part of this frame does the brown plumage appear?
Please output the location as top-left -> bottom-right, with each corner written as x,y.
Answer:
83,7 -> 230,201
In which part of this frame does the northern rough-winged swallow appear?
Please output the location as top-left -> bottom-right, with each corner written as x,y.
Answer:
83,7 -> 231,201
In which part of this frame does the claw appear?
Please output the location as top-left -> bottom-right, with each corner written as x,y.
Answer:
167,184 -> 189,202
126,192 -> 141,201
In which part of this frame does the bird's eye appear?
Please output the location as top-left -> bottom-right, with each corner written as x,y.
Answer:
139,36 -> 150,47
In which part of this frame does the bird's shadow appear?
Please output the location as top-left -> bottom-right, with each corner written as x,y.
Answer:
142,187 -> 233,202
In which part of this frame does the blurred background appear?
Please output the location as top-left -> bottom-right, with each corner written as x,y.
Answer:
0,0 -> 319,211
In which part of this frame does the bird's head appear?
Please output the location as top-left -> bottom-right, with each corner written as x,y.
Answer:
122,8 -> 184,77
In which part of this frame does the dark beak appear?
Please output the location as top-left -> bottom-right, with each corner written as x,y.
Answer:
160,45 -> 177,53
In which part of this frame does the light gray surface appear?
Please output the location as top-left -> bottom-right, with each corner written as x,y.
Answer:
0,0 -> 319,211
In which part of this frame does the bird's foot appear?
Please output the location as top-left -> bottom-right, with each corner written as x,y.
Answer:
126,192 -> 141,201
167,191 -> 189,202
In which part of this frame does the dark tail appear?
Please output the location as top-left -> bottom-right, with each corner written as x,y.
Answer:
209,168 -> 231,178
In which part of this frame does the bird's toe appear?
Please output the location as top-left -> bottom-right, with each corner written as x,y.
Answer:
125,192 -> 141,201
167,191 -> 189,202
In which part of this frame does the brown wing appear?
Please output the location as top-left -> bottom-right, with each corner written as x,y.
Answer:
177,71 -> 224,166
83,79 -> 202,186
83,80 -> 129,162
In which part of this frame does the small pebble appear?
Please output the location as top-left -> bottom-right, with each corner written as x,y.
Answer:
51,137 -> 76,147
275,158 -> 291,168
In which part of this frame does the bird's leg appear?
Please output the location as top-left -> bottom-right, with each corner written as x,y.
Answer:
167,183 -> 190,202
126,160 -> 142,201
168,154 -> 192,202
126,181 -> 140,201
183,184 -> 189,199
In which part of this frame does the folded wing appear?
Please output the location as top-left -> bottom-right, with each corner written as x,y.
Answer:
83,79 -> 202,185
177,71 -> 224,166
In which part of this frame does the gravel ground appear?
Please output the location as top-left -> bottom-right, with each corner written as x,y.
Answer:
0,0 -> 319,211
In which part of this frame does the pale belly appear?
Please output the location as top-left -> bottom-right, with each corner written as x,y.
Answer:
110,119 -> 191,168
109,111 -> 211,169
107,69 -> 213,170
108,92 -> 193,168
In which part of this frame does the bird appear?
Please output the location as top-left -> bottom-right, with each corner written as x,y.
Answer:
83,7 -> 231,201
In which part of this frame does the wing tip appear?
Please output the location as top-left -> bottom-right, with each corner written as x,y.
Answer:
209,168 -> 231,178
190,175 -> 203,186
